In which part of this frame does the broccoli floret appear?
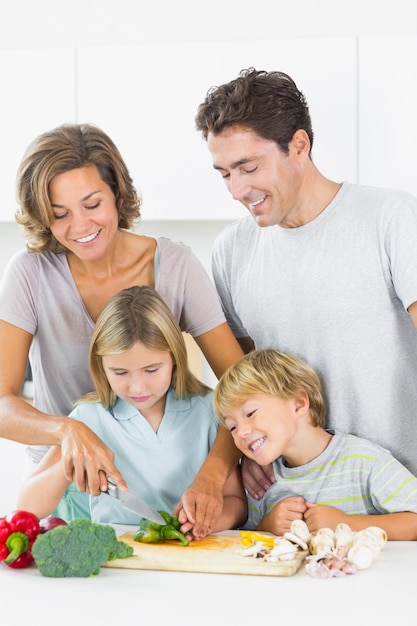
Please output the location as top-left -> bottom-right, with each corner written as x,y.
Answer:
32,517 -> 133,577
107,538 -> 135,560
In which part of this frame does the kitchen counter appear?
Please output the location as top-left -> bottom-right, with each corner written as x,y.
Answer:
1,526 -> 414,626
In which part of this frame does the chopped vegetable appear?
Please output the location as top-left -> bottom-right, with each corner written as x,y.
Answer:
0,510 -> 41,569
32,517 -> 134,577
239,531 -> 275,548
134,511 -> 189,546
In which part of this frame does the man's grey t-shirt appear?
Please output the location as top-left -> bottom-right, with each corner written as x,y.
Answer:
212,182 -> 417,475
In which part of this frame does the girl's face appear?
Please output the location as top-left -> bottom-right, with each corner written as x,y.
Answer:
224,393 -> 306,466
49,165 -> 119,261
102,341 -> 174,422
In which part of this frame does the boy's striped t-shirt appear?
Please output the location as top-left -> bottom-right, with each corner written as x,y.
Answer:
244,430 -> 417,529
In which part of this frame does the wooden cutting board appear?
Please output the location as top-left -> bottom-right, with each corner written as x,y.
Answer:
103,531 -> 307,576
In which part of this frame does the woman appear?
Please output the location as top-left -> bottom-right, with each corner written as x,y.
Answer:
0,123 -> 243,537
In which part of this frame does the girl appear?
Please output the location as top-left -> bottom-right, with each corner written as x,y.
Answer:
17,286 -> 247,533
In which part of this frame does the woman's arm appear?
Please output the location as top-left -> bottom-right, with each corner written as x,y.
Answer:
197,325 -> 276,501
0,321 -> 69,444
212,464 -> 248,534
16,445 -> 71,518
193,322 -> 244,379
176,425 -> 242,539
175,323 -> 243,538
0,320 -> 127,494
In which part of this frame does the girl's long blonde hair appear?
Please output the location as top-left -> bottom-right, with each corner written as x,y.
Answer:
84,285 -> 210,408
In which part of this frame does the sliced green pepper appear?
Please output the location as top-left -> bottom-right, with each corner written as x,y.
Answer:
133,511 -> 189,546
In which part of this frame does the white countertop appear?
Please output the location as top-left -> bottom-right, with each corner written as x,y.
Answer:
0,525 -> 414,626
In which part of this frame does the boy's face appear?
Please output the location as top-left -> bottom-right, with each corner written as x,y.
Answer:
224,393 -> 305,466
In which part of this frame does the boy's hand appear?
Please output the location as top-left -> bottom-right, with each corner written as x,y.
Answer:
257,496 -> 306,536
304,502 -> 348,533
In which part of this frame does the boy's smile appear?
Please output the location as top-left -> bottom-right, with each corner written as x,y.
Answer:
225,393 -> 306,466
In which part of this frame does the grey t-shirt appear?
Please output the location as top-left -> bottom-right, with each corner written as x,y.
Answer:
0,236 -> 225,460
212,182 -> 417,475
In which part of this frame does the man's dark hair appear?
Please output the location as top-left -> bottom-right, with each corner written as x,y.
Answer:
196,67 -> 314,155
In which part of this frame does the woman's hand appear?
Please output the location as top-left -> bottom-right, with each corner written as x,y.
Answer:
59,419 -> 127,494
241,456 -> 276,500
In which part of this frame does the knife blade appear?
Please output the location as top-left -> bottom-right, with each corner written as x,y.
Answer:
105,480 -> 166,525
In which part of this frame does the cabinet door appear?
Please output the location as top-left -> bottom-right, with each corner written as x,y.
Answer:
77,37 -> 356,220
0,48 -> 76,222
358,36 -> 417,196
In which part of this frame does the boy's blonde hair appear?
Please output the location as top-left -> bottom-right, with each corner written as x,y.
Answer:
83,285 -> 210,409
214,349 -> 326,427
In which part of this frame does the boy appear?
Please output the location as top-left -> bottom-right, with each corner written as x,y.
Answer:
213,349 -> 417,540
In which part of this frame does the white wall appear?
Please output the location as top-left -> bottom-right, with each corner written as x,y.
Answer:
1,0 -> 416,514
1,0 -> 416,48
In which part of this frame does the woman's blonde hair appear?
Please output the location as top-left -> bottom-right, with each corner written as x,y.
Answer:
15,123 -> 141,253
214,349 -> 326,427
84,286 -> 210,409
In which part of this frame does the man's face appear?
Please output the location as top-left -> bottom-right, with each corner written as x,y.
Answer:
207,125 -> 307,228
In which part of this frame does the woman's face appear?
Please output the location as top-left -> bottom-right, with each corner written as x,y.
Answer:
49,165 -> 119,260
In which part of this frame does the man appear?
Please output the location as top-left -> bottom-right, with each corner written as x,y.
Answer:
196,68 -> 417,498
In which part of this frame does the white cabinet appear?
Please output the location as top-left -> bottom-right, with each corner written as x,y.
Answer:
77,37 -> 357,220
0,48 -> 76,221
1,38 -> 417,222
358,36 -> 417,196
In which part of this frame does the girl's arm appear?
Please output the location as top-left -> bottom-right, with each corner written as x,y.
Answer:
16,445 -> 72,519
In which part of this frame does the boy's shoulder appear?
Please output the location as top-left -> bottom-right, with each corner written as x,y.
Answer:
334,430 -> 393,457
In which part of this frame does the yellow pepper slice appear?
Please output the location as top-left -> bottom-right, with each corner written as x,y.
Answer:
239,531 -> 275,548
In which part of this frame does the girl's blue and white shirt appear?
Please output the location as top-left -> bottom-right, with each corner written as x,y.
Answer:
70,387 -> 219,524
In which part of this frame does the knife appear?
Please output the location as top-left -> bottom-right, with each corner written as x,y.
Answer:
105,479 -> 166,525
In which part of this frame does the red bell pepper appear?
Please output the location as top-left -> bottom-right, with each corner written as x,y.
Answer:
0,510 -> 40,569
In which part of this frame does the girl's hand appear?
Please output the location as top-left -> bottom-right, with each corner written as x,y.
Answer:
174,507 -> 194,541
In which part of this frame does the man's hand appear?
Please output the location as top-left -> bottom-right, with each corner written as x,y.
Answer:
60,419 -> 127,495
173,475 -> 224,541
241,456 -> 276,500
